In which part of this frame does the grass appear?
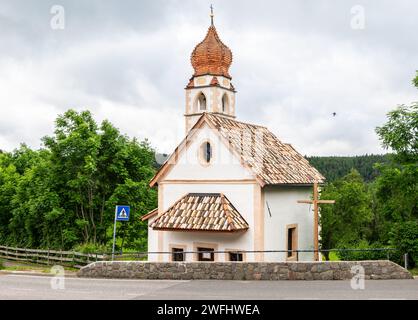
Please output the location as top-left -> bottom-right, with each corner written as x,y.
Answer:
1,265 -> 51,273
114,254 -> 147,261
0,259 -> 78,273
328,251 -> 341,261
409,267 -> 418,276
321,251 -> 341,261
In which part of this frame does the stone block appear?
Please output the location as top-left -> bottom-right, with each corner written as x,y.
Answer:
320,270 -> 333,280
296,263 -> 307,272
288,271 -> 296,280
253,273 -> 262,281
303,272 -> 313,280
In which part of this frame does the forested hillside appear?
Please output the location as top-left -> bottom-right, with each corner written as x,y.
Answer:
307,154 -> 391,182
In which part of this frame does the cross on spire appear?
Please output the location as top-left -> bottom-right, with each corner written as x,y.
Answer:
210,4 -> 214,25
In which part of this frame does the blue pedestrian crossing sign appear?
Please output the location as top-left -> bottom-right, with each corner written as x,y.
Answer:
115,205 -> 130,221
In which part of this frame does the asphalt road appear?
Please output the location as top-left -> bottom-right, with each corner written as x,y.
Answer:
0,274 -> 417,300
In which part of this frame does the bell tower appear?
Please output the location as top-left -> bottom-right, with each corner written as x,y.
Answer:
184,7 -> 236,133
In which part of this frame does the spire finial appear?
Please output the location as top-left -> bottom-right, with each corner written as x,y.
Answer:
210,4 -> 214,26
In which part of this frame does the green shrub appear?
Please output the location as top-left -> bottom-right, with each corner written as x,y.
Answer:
336,240 -> 390,261
389,221 -> 418,268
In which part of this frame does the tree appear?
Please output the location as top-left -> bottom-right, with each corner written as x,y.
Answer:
8,150 -> 69,248
0,153 -> 20,243
106,179 -> 157,252
375,103 -> 418,164
374,103 -> 418,223
0,109 -> 157,250
374,96 -> 418,265
390,221 -> 418,268
319,169 -> 373,260
42,109 -> 157,248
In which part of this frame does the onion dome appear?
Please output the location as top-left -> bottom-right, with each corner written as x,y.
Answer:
191,25 -> 233,79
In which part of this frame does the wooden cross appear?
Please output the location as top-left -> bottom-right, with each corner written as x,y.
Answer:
297,181 -> 335,261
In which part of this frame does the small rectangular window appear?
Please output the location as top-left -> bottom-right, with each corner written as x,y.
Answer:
197,247 -> 214,261
229,252 -> 243,261
172,248 -> 185,262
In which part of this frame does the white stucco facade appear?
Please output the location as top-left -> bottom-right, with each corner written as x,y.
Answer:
263,186 -> 315,262
146,123 -> 316,262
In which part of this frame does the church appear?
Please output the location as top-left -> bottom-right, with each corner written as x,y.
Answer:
142,11 -> 325,263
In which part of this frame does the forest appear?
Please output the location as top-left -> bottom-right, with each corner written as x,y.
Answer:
0,73 -> 416,266
307,154 -> 390,182
0,110 -> 157,253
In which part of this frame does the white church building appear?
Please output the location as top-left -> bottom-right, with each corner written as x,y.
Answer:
142,14 -> 325,263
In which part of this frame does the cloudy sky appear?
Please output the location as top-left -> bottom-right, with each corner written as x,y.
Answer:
0,0 -> 417,156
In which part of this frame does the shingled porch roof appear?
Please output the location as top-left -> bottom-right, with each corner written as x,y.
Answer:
150,193 -> 249,232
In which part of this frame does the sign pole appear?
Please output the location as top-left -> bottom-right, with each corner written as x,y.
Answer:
111,206 -> 117,261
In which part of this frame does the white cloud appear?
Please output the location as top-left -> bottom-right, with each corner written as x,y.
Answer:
0,0 -> 416,156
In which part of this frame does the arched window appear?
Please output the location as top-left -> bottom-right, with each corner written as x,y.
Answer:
222,94 -> 229,113
197,92 -> 207,111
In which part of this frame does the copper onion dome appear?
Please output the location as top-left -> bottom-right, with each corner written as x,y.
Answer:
190,24 -> 233,79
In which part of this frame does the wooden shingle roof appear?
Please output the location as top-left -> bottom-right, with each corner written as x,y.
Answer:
205,113 -> 325,185
150,193 -> 249,232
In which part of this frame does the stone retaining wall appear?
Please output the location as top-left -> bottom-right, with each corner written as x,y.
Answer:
78,260 -> 412,280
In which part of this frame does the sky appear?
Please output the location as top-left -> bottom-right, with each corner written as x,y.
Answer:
0,0 -> 417,156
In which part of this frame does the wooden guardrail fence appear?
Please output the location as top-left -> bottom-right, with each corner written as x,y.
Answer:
0,245 -> 107,268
